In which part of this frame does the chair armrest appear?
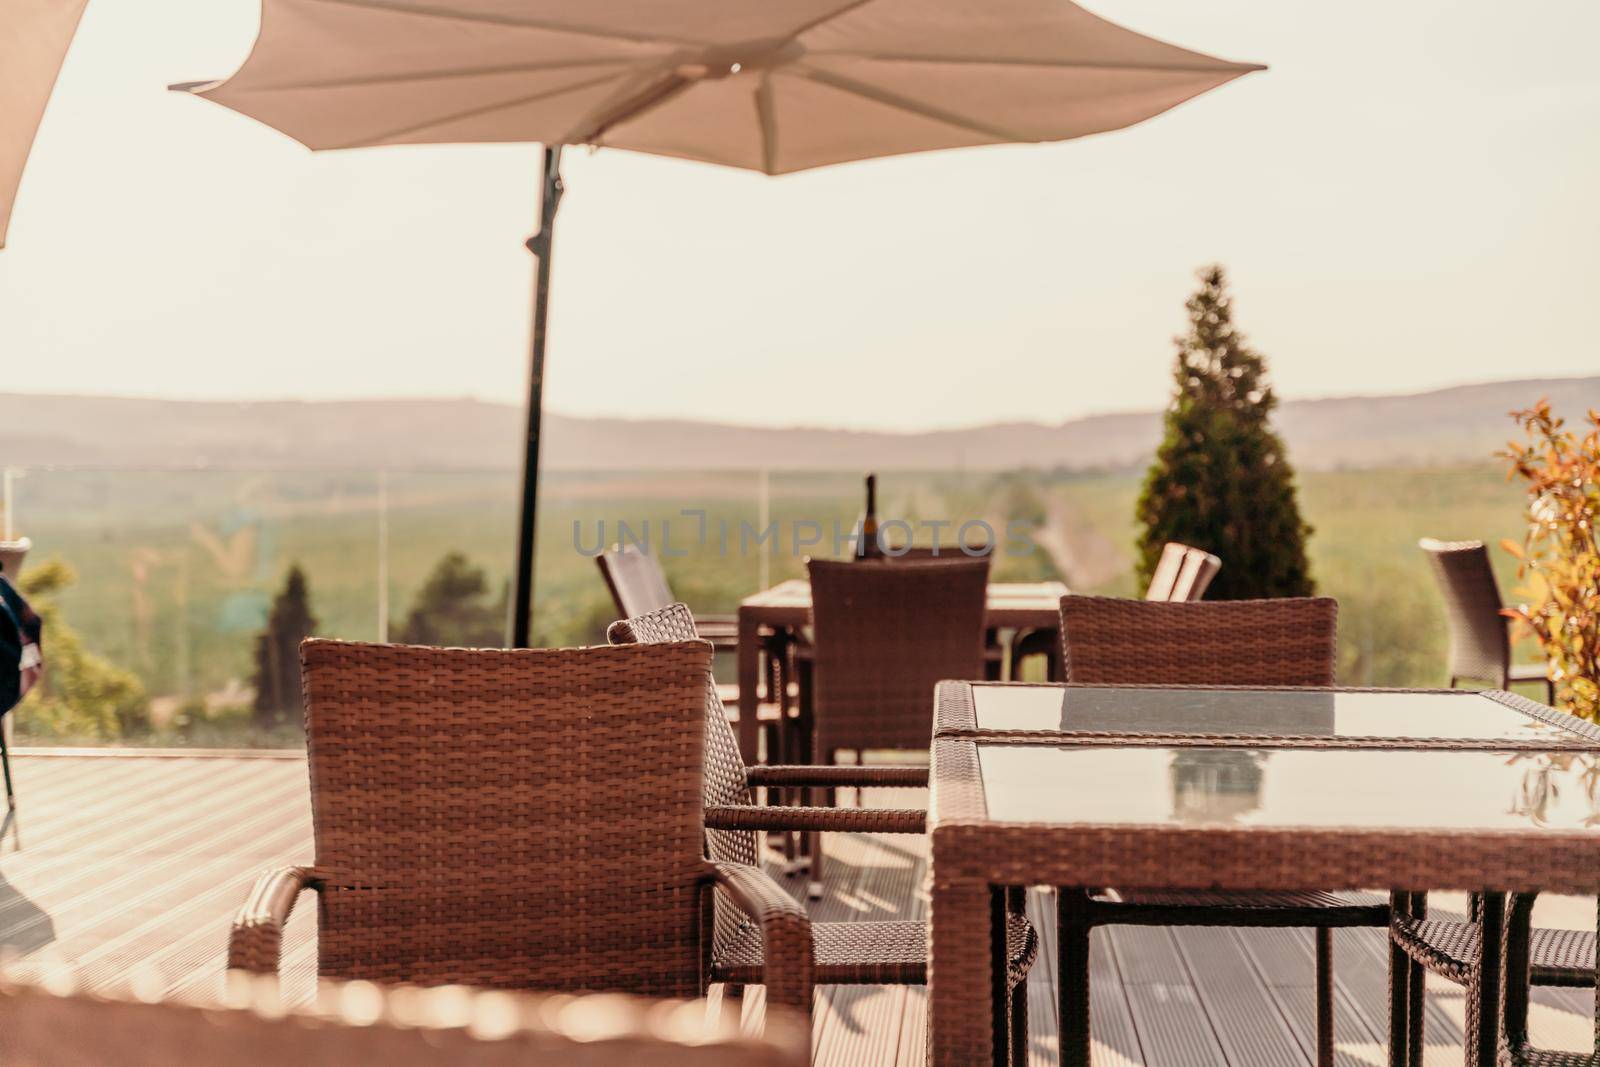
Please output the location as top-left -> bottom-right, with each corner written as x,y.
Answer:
228,865 -> 324,975
706,804 -> 925,835
706,862 -> 814,1012
745,765 -> 928,789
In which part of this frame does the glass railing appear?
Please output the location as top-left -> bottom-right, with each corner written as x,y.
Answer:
0,462 -> 1542,748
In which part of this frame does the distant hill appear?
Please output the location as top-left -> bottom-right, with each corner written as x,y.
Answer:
0,377 -> 1594,472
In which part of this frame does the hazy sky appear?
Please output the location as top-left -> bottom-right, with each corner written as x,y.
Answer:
1,0 -> 1595,431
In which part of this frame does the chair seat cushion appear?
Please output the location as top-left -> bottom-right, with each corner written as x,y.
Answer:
713,914 -> 1036,987
1101,888 -> 1390,926
1394,917 -> 1597,987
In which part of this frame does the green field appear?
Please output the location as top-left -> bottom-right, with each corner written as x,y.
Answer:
3,463 -> 1540,744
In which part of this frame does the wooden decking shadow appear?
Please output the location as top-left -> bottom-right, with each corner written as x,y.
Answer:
0,811 -> 57,959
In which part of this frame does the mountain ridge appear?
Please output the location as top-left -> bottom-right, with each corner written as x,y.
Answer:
0,376 -> 1594,472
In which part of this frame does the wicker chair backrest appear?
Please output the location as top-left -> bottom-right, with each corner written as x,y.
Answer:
807,557 -> 990,754
596,544 -> 676,618
606,604 -> 758,868
1419,538 -> 1510,684
1060,596 -> 1339,687
300,638 -> 711,996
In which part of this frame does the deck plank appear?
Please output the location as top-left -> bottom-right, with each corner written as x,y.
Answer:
1,754 -> 1594,1066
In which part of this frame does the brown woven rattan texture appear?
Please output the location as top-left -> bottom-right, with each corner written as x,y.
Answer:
1394,889 -> 1600,1067
1059,595 -> 1340,687
0,976 -> 808,1067
932,681 -> 1600,749
1500,893 -> 1600,1067
227,638 -> 814,1017
606,602 -> 1036,1021
1049,594 -> 1379,1067
807,557 -> 990,755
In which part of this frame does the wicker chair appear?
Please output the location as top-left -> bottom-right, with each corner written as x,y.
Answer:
228,638 -> 815,1030
0,975 -> 809,1067
609,601 -> 1038,1067
1390,890 -> 1600,1066
809,557 -> 989,756
1420,538 -> 1554,703
877,547 -> 1004,680
1499,893 -> 1599,1067
1055,596 -> 1389,1067
1012,542 -> 1224,680
596,543 -> 739,647
597,542 -> 788,758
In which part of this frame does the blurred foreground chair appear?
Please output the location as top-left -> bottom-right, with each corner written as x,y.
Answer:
0,975 -> 807,1067
609,601 -> 1037,1066
1055,596 -> 1387,1067
597,542 -> 789,758
229,638 -> 814,1038
1419,538 -> 1554,703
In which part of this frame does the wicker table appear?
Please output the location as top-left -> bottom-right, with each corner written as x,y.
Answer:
926,682 -> 1600,1067
733,579 -> 1067,764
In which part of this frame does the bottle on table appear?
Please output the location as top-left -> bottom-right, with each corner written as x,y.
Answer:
857,472 -> 881,559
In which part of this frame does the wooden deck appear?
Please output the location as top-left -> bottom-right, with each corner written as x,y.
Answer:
0,751 -> 1593,1065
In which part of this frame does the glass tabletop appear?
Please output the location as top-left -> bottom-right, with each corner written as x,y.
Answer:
970,684 -> 1569,742
977,744 -> 1600,831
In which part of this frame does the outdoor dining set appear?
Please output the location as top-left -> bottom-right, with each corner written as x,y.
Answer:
7,533 -> 1594,1067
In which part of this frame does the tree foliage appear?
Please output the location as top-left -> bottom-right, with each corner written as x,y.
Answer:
395,551 -> 505,649
1135,265 -> 1314,600
15,558 -> 150,739
253,564 -> 316,724
1501,401 -> 1600,720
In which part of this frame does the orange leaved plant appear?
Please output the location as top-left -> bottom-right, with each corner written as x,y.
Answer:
1500,400 -> 1600,720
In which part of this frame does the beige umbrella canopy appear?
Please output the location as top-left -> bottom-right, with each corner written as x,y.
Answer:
1,0 -> 90,249
182,0 -> 1260,170
178,0 -> 1262,644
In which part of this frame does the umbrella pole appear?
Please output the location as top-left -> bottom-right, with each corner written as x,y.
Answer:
510,144 -> 564,648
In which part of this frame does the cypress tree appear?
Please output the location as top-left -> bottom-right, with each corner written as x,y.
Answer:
253,563 -> 317,724
395,551 -> 505,649
1135,265 -> 1314,599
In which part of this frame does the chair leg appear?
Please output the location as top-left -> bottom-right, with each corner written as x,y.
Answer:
1009,977 -> 1029,1067
1006,882 -> 1031,1064
1056,889 -> 1092,1067
1466,892 -> 1505,1067
1316,927 -> 1335,1067
1388,895 -> 1411,1067
1407,892 -> 1426,1067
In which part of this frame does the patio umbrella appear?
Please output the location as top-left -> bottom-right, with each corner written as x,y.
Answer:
176,0 -> 1262,646
1,0 -> 90,249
